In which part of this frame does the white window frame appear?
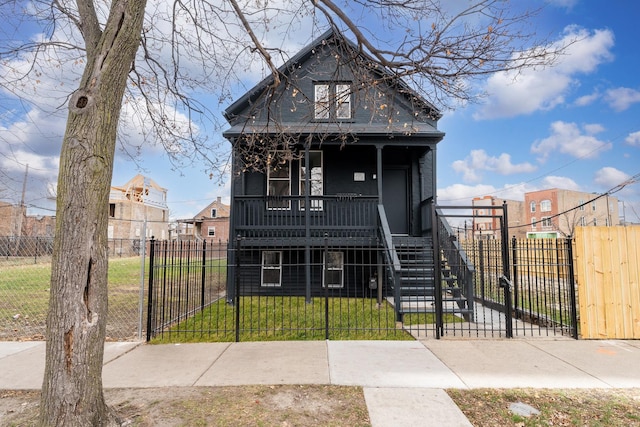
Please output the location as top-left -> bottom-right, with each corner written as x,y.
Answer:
531,217 -> 537,229
314,84 -> 330,119
323,251 -> 344,288
261,251 -> 282,287
541,217 -> 552,228
540,200 -> 551,212
314,82 -> 352,120
530,201 -> 536,213
336,84 -> 352,119
579,199 -> 585,211
267,151 -> 291,210
299,151 -> 323,211
591,201 -> 597,211
207,226 -> 216,237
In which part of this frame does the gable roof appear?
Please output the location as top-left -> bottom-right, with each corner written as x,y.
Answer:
223,28 -> 443,140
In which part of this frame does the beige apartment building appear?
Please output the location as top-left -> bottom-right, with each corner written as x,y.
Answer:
471,196 -> 526,239
108,174 -> 169,242
524,188 -> 619,237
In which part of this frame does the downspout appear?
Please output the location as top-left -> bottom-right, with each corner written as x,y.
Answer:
376,145 -> 384,305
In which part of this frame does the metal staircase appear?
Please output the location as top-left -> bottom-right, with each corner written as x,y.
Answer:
392,235 -> 474,323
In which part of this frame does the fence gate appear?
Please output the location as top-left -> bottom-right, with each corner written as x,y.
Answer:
403,203 -> 578,339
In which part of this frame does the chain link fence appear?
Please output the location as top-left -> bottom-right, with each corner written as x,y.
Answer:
0,236 -> 147,341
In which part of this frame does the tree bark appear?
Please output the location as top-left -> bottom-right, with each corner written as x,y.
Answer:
40,0 -> 147,425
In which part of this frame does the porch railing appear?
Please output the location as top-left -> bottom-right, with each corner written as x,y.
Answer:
233,195 -> 378,240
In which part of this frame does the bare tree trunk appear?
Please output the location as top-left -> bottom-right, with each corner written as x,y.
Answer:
40,1 -> 147,425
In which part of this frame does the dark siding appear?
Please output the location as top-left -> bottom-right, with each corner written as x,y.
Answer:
235,246 -> 384,298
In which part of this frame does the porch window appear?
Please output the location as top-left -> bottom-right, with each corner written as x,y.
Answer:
300,151 -> 323,210
261,251 -> 282,287
314,82 -> 352,120
267,152 -> 291,209
323,251 -> 344,288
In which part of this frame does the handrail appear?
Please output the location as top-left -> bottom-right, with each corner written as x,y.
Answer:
377,204 -> 404,321
377,205 -> 401,272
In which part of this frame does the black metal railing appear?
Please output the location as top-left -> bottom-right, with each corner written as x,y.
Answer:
233,195 -> 378,240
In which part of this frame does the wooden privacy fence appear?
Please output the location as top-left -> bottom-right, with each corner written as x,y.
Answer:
574,226 -> 640,339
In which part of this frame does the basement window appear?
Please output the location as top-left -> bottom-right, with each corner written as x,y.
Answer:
261,251 -> 282,287
323,251 -> 344,288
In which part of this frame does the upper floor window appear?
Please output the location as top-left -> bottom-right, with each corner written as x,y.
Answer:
591,201 -> 597,211
530,201 -> 536,213
314,83 -> 352,120
540,200 -> 551,212
531,217 -> 537,229
541,217 -> 552,228
109,203 -> 116,218
267,152 -> 291,210
207,226 -> 216,237
579,199 -> 585,211
299,151 -> 323,210
210,208 -> 217,218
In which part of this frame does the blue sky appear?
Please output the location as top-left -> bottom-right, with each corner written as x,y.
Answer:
1,0 -> 639,223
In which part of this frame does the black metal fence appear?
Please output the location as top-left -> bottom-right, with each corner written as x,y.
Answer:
145,234 -> 578,341
146,238 -> 407,342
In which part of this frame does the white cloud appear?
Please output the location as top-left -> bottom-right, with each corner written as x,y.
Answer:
474,27 -> 614,120
574,91 -> 600,107
625,131 -> 640,146
451,149 -> 537,183
594,167 -> 631,188
541,176 -> 580,191
531,121 -> 612,162
604,87 -> 640,112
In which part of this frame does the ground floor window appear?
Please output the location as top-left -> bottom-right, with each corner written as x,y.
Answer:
323,251 -> 344,288
261,251 -> 282,287
207,226 -> 216,237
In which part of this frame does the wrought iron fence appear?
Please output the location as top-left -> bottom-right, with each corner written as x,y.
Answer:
146,237 -> 410,342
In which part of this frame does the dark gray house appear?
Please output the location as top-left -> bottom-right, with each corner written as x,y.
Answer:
223,29 -> 447,309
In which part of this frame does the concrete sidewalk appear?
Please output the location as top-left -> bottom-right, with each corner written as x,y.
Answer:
1,339 -> 639,426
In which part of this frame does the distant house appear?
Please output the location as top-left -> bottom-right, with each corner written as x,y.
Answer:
0,201 -> 25,236
525,189 -> 620,237
472,196 -> 525,240
108,174 -> 169,243
176,197 -> 230,241
23,215 -> 56,237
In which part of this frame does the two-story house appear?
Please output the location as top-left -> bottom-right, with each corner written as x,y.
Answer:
223,29 -> 445,309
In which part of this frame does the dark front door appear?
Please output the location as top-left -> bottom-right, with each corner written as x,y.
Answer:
382,167 -> 409,234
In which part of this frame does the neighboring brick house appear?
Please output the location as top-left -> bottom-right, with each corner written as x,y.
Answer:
23,215 -> 56,237
108,174 -> 169,242
177,197 -> 230,242
524,188 -> 619,237
472,196 -> 525,239
0,201 -> 25,236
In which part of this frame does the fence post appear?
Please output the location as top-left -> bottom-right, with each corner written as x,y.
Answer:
324,233 -> 329,340
234,235 -> 241,343
511,236 -> 519,319
201,239 -> 207,310
566,236 -> 579,339
145,237 -> 156,342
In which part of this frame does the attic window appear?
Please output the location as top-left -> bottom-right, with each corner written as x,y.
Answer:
314,83 -> 352,120
211,208 -> 217,218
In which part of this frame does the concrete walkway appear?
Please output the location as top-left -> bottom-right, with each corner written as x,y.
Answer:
1,339 -> 639,426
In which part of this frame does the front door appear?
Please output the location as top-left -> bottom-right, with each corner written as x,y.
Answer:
382,167 -> 409,234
